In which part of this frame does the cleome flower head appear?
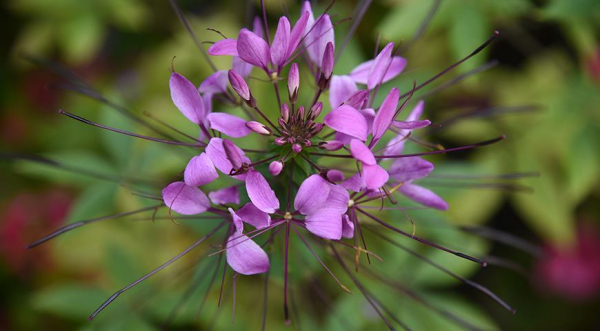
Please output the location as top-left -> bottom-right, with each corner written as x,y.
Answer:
21,1 -> 526,328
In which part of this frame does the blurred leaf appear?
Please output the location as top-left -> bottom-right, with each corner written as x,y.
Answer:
66,182 -> 118,222
99,101 -> 134,167
449,3 -> 489,74
59,15 -> 105,64
32,285 -> 108,320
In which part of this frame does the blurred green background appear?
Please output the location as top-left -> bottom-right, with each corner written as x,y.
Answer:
1,0 -> 599,330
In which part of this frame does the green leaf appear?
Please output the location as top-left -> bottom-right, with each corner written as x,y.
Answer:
32,285 -> 108,320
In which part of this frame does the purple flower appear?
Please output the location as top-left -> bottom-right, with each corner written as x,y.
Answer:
301,1 -> 335,69
226,206 -> 270,275
294,175 -> 349,240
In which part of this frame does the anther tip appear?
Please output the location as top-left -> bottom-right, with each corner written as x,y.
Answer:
510,308 -> 517,315
482,261 -> 488,267
494,30 -> 500,36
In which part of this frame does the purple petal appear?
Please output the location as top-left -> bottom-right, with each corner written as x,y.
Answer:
342,90 -> 369,109
384,101 -> 426,156
237,29 -> 271,70
362,164 -> 389,190
321,42 -> 335,79
350,56 -> 407,85
294,174 -> 330,215
226,233 -> 270,275
372,87 -> 400,142
228,207 -> 244,233
367,42 -> 394,90
305,14 -> 334,67
399,183 -> 448,210
342,214 -> 354,239
252,16 -> 265,40
271,17 -> 291,68
341,172 -> 365,192
199,70 -> 228,95
170,72 -> 205,124
232,56 -> 253,78
393,120 -> 430,130
206,138 -> 247,175
327,185 -> 350,214
301,1 -> 315,34
389,157 -> 434,182
209,186 -> 240,205
208,39 -> 239,56
162,182 -> 210,215
324,105 -> 368,141
288,11 -> 310,58
305,208 -> 342,240
246,170 -> 279,214
350,139 -> 376,165
330,75 -> 358,109
360,108 -> 376,136
184,153 -> 218,186
207,113 -> 251,138
237,203 -> 271,229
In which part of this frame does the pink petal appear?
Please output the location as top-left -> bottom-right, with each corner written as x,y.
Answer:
237,203 -> 271,229
208,39 -> 239,56
169,72 -> 205,124
342,214 -> 354,239
350,139 -> 376,165
206,138 -> 247,175
342,90 -> 369,109
301,1 -> 315,36
372,87 -> 400,142
294,174 -> 330,215
384,101 -> 426,156
305,208 -> 342,240
393,120 -> 430,130
324,105 -> 368,141
228,207 -> 244,233
341,172 -> 365,192
349,56 -> 407,85
226,233 -> 270,275
207,113 -> 251,138
237,29 -> 271,70
305,14 -> 334,67
162,182 -> 210,215
330,75 -> 358,109
327,185 -> 349,214
199,70 -> 228,95
389,157 -> 434,182
367,42 -> 395,90
399,183 -> 448,210
209,186 -> 240,205
362,164 -> 389,190
246,170 -> 279,214
184,153 -> 218,186
287,11 -> 310,58
326,169 -> 345,183
271,17 -> 291,67
232,56 -> 253,78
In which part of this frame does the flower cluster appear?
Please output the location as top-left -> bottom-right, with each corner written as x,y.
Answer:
163,2 -> 448,277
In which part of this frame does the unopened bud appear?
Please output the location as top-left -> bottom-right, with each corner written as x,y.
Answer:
303,139 -> 312,147
274,137 -> 287,145
288,63 -> 299,102
309,123 -> 324,135
223,139 -> 244,169
326,169 -> 345,183
321,42 -> 335,80
246,121 -> 272,135
309,102 -> 323,119
292,143 -> 302,153
319,140 -> 344,151
269,161 -> 284,176
281,103 -> 290,122
298,106 -> 305,120
228,70 -> 254,106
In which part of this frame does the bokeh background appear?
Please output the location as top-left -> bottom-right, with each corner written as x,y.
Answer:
1,0 -> 599,330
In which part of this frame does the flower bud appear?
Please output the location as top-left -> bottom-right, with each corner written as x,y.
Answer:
269,161 -> 284,176
321,42 -> 335,80
309,123 -> 323,136
326,169 -> 345,183
223,139 -> 244,169
228,70 -> 252,103
319,140 -> 344,151
288,63 -> 299,102
245,121 -> 272,135
297,106 -> 305,120
292,143 -> 302,153
309,102 -> 323,120
281,103 -> 290,122
274,137 -> 287,145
